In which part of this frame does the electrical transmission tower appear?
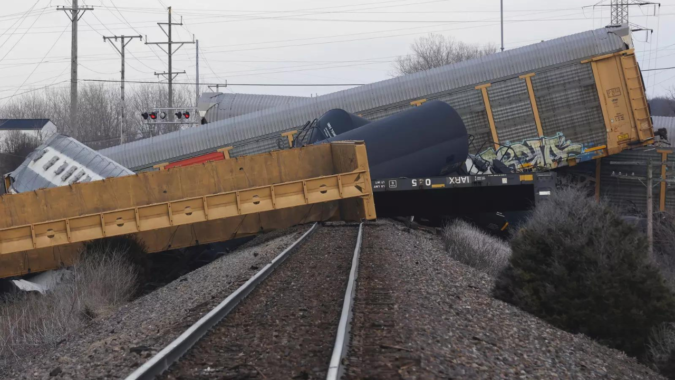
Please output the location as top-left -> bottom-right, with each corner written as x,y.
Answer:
146,6 -> 194,119
610,0 -> 631,25
599,0 -> 660,32
57,0 -> 93,131
103,35 -> 142,143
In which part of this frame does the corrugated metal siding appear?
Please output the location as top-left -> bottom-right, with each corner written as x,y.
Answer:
488,78 -> 538,144
564,118 -> 675,215
101,26 -> 631,171
9,134 -> 134,193
438,90 -> 492,152
599,148 -> 667,214
202,93 -> 308,123
531,63 -> 606,147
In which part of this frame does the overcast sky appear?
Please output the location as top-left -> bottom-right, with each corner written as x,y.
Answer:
1,0 -> 674,103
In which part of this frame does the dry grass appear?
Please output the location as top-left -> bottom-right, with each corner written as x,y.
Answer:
0,246 -> 138,364
441,220 -> 511,277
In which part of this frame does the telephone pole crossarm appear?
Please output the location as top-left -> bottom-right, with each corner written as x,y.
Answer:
56,5 -> 93,21
154,71 -> 187,80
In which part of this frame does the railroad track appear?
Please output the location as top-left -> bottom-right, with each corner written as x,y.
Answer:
125,222 -> 363,380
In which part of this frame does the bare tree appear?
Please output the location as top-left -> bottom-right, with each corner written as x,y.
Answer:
0,131 -> 41,175
0,83 -> 198,150
650,95 -> 675,117
395,34 -> 497,75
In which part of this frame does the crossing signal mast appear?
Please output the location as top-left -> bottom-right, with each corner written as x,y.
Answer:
146,6 -> 195,120
141,108 -> 195,124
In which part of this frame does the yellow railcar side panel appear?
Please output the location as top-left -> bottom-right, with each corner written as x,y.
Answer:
0,142 -> 376,278
590,50 -> 654,155
620,54 -> 654,141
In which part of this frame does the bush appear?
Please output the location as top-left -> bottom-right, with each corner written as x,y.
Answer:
654,213 -> 675,291
493,187 -> 675,358
0,246 -> 138,364
442,220 -> 511,276
648,323 -> 675,378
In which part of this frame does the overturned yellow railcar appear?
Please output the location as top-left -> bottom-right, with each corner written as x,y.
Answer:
0,142 -> 376,278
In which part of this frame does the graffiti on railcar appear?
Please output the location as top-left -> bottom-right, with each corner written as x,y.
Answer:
464,133 -> 598,174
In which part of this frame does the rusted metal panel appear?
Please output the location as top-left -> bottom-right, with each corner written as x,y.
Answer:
0,142 -> 376,278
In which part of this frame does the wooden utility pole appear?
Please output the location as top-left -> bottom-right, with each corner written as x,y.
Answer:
57,0 -> 93,130
146,7 -> 194,117
196,39 -> 199,107
500,0 -> 504,52
103,35 -> 142,143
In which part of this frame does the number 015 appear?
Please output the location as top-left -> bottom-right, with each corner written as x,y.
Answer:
412,179 -> 431,186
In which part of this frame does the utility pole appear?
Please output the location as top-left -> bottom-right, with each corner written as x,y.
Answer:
57,0 -> 93,131
146,6 -> 194,118
103,35 -> 142,144
500,0 -> 504,52
196,39 -> 199,107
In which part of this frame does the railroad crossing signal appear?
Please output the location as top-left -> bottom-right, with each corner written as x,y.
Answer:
174,111 -> 190,119
141,108 -> 198,124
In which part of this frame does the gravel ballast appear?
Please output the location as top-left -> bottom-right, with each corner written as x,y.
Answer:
4,219 -> 664,379
345,220 -> 663,379
2,225 -> 312,380
163,225 -> 358,380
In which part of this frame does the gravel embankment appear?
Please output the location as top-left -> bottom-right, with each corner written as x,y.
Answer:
163,225 -> 358,380
2,225 -> 312,380
346,220 -> 663,379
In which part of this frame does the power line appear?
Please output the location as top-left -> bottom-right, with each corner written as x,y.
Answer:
10,24 -> 70,99
196,10 -> 586,53
0,1 -> 41,47
0,2 -> 48,63
643,66 -> 675,71
83,2 -> 163,74
105,0 -> 167,66
0,80 -> 70,101
81,79 -> 365,87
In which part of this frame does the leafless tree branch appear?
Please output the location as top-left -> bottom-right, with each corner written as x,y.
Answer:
394,34 -> 497,76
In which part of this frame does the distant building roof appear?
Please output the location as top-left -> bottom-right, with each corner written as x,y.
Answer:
7,134 -> 133,193
0,119 -> 51,131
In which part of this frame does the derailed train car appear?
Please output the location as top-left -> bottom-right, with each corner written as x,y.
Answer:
100,25 -> 653,175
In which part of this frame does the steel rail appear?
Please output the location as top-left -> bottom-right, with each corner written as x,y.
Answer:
124,222 -> 319,380
327,222 -> 364,380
